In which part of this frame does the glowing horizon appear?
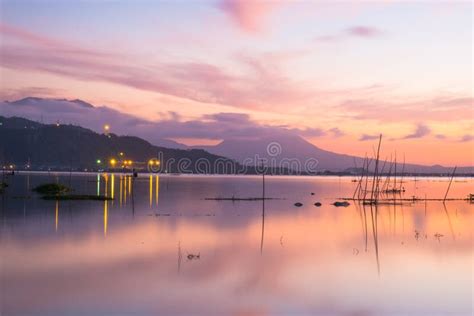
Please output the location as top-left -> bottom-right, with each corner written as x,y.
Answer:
0,0 -> 472,166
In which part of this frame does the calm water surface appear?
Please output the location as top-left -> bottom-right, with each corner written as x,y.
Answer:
1,173 -> 473,315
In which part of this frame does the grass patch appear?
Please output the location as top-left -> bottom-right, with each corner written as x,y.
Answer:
0,182 -> 8,194
33,183 -> 71,195
33,183 -> 112,200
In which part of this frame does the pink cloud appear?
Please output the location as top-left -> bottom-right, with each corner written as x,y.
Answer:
339,96 -> 473,122
218,0 -> 281,33
0,22 -> 100,57
346,26 -> 383,38
359,134 -> 379,141
402,123 -> 431,139
0,23 -> 311,111
315,25 -> 384,43
0,22 -> 61,47
0,98 -> 338,143
460,135 -> 473,142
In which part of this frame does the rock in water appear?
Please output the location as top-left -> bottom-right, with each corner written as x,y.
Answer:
294,202 -> 303,207
333,201 -> 350,207
314,202 -> 322,207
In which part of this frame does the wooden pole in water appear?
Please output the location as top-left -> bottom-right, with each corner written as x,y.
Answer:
353,156 -> 367,200
370,135 -> 382,203
399,154 -> 405,192
260,159 -> 265,200
375,156 -> 386,201
362,158 -> 372,203
382,154 -> 393,193
393,151 -> 397,190
443,166 -> 457,202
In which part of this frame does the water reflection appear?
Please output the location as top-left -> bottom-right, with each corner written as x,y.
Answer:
55,200 -> 59,232
443,203 -> 455,241
149,175 -> 152,207
156,175 -> 159,206
104,199 -> 108,237
119,175 -> 123,206
149,175 -> 160,208
0,173 -> 472,315
111,174 -> 115,200
96,173 -> 100,196
260,198 -> 265,255
369,205 -> 380,275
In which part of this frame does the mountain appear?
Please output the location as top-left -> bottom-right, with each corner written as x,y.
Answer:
197,133 -> 362,171
0,97 -> 188,150
196,134 -> 473,174
1,97 -> 472,174
0,116 -> 236,173
9,97 -> 94,109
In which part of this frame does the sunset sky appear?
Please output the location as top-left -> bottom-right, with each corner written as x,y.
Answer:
0,0 -> 472,166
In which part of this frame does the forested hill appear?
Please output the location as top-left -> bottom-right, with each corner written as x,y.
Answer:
0,116 -> 239,173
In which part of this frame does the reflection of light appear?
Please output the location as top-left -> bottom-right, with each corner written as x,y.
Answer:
55,200 -> 59,232
119,176 -> 123,206
104,174 -> 108,197
103,200 -> 108,237
123,177 -> 127,204
156,175 -> 159,206
97,174 -> 100,196
128,176 -> 131,195
111,174 -> 115,199
149,175 -> 153,207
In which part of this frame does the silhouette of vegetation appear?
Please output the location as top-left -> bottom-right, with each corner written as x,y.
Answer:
41,195 -> 113,201
33,183 -> 71,195
0,181 -> 7,194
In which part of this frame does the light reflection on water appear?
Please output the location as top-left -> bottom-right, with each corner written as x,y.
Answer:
0,173 -> 473,316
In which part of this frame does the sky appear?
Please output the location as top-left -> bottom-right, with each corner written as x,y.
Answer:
0,0 -> 472,166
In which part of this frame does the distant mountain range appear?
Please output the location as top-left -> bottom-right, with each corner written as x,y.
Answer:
196,134 -> 363,171
1,97 -> 188,150
1,97 -> 472,174
0,116 -> 237,173
196,134 -> 473,174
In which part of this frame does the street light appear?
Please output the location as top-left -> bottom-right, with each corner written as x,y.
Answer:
109,158 -> 116,167
148,159 -> 160,166
104,124 -> 110,133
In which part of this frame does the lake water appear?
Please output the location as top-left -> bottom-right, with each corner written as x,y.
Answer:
1,173 -> 473,316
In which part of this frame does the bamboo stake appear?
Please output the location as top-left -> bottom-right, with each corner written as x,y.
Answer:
382,154 -> 393,192
352,157 -> 365,199
443,166 -> 457,202
399,154 -> 406,192
393,151 -> 397,190
362,158 -> 373,203
370,135 -> 382,203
